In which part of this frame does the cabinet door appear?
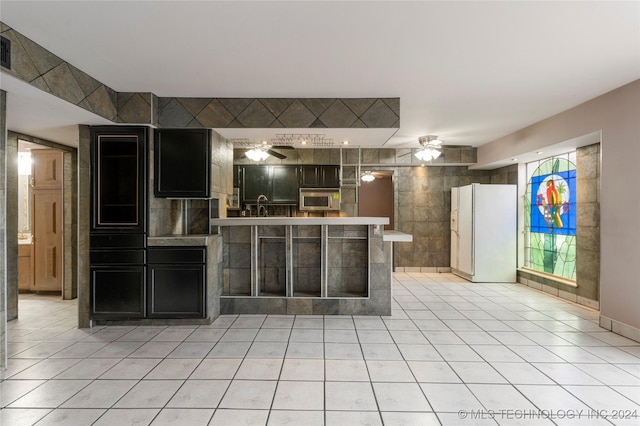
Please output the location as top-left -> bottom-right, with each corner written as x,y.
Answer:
90,266 -> 146,319
271,166 -> 299,204
148,264 -> 205,318
91,127 -> 147,233
299,165 -> 320,188
321,165 -> 340,188
241,166 -> 270,203
154,128 -> 211,198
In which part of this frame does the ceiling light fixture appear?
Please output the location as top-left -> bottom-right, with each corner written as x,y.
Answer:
414,135 -> 443,162
245,147 -> 270,162
361,171 -> 375,182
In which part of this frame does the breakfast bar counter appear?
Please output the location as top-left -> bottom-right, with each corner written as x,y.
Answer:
209,217 -> 395,315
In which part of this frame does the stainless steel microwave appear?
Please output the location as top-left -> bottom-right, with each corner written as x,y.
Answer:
299,188 -> 341,211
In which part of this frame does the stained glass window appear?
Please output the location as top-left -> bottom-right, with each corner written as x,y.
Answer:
524,153 -> 577,280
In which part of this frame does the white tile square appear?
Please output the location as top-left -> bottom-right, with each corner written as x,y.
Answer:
9,379 -> 90,408
207,341 -> 251,358
129,341 -> 180,358
290,328 -> 324,342
151,408 -> 215,425
366,360 -> 415,382
361,343 -> 403,360
326,411 -> 382,425
449,361 -> 508,384
191,358 -> 241,379
90,408 -> 160,426
389,330 -> 429,344
99,358 -> 162,380
0,379 -> 46,407
419,383 -> 483,412
408,361 -> 461,383
381,412 -> 440,426
325,359 -> 370,382
145,358 -> 201,379
397,344 -> 443,361
61,379 -> 137,408
54,358 -> 120,380
357,330 -> 394,344
31,408 -> 105,425
235,358 -> 283,380
219,380 -> 277,409
532,362 -> 603,385
209,409 -> 269,426
280,358 -> 324,381
246,341 -> 288,358
268,410 -> 324,426
373,382 -> 431,412
272,381 -> 324,410
324,329 -> 359,343
325,381 -> 378,411
286,342 -> 324,358
0,408 -> 50,426
166,380 -> 230,408
114,380 -> 183,408
254,328 -> 291,342
489,362 -> 554,385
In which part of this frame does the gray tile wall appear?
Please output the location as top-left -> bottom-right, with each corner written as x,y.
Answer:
1,90 -> 6,369
5,131 -> 18,322
77,126 -> 91,328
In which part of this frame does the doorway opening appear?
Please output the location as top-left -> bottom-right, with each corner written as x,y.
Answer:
17,139 -> 76,302
357,170 -> 394,230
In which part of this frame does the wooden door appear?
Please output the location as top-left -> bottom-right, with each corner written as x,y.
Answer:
31,150 -> 64,292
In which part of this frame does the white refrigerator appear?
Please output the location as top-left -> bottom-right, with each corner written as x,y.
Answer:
450,183 -> 517,282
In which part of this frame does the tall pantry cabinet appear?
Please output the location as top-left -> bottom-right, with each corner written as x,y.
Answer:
89,126 -> 148,319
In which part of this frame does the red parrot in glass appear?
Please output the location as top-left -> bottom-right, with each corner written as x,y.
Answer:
546,180 -> 563,228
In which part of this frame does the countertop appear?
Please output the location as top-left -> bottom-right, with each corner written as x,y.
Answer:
382,230 -> 413,242
209,217 -> 389,226
147,234 -> 220,246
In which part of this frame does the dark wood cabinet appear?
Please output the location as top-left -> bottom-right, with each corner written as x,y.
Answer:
240,165 -> 270,203
90,126 -> 148,320
90,126 -> 147,233
147,247 -> 206,319
90,266 -> 146,319
299,165 -> 340,188
154,129 -> 211,198
239,165 -> 299,204
271,165 -> 299,204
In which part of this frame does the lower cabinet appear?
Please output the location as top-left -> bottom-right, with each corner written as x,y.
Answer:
90,266 -> 146,319
147,247 -> 206,319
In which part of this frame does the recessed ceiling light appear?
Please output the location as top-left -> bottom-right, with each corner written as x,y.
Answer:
300,140 -> 307,145
511,158 -> 518,162
342,140 -> 349,145
536,151 -> 543,154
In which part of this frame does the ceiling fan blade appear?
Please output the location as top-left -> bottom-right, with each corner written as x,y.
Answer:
267,149 -> 287,160
270,145 -> 295,150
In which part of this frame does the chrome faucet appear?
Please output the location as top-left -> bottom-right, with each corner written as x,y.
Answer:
257,194 -> 268,217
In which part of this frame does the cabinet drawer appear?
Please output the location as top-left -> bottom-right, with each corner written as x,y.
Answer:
90,233 -> 146,249
148,247 -> 206,264
90,249 -> 146,265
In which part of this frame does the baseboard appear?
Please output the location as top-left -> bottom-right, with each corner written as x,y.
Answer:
599,315 -> 640,343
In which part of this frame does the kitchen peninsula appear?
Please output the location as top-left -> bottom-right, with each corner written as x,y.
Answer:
210,216 -> 401,316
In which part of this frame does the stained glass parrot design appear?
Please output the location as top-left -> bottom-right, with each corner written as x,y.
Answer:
546,180 -> 563,228
535,177 -> 569,230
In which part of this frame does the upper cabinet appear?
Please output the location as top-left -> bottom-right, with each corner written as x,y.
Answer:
154,128 -> 211,199
299,165 -> 340,188
239,165 -> 299,204
91,126 -> 147,233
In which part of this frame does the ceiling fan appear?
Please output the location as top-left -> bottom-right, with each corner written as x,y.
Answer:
241,141 -> 295,161
398,135 -> 443,161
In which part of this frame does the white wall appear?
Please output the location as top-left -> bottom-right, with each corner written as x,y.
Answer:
477,80 -> 640,333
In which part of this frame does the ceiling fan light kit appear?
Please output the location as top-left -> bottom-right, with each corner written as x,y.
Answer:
245,147 -> 270,161
361,171 -> 375,182
414,135 -> 443,162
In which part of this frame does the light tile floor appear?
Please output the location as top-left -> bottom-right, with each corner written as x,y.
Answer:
2,273 -> 639,425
